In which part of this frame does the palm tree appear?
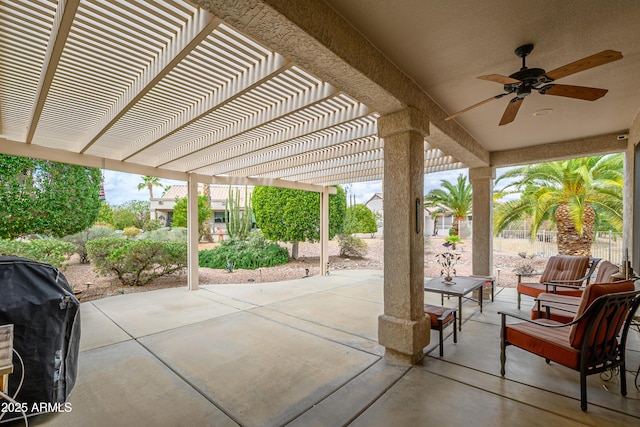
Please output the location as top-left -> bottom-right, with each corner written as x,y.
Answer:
494,154 -> 623,256
424,174 -> 472,236
137,175 -> 162,199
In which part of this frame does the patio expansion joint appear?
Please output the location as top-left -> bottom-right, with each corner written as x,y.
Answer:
128,332 -> 244,426
285,359 -> 412,426
422,357 -> 639,422
200,283 -> 360,309
247,305 -> 383,357
81,301 -> 136,351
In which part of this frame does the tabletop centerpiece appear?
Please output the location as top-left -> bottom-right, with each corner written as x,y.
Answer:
436,241 -> 461,284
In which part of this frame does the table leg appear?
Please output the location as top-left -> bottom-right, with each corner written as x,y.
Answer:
479,285 -> 483,313
458,295 -> 463,331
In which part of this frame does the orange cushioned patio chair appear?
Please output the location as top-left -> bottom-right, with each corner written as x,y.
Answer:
500,280 -> 639,411
516,255 -> 598,309
424,304 -> 457,357
531,261 -> 620,323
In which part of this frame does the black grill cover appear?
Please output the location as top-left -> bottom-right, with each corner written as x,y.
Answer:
0,256 -> 80,422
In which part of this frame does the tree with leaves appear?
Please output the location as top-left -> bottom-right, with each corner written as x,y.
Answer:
0,155 -> 102,238
137,175 -> 163,199
424,174 -> 472,236
252,186 -> 346,259
172,195 -> 213,239
111,200 -> 150,230
494,154 -> 623,256
345,204 -> 378,237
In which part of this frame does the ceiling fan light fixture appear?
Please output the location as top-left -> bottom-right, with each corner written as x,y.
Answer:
533,108 -> 553,117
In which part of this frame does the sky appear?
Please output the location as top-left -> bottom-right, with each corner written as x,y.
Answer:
102,169 -> 483,206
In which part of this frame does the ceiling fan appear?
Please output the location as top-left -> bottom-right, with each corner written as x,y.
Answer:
444,44 -> 622,126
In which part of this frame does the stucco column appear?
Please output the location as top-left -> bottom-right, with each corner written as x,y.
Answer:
320,187 -> 329,276
377,107 -> 430,364
187,174 -> 200,291
469,167 -> 495,276
627,112 -> 640,269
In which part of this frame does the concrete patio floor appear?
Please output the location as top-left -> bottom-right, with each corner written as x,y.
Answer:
23,270 -> 640,426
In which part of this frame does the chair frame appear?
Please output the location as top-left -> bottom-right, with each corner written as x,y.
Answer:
517,257 -> 601,309
424,305 -> 457,357
500,289 -> 640,411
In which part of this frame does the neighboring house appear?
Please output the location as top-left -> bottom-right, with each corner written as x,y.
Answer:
425,209 -> 472,237
364,192 -> 472,237
364,193 -> 383,216
150,185 -> 253,229
364,193 -> 384,236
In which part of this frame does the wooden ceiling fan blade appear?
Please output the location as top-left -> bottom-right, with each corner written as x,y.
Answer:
499,97 -> 523,126
445,93 -> 507,121
544,50 -> 623,81
539,84 -> 608,101
477,74 -> 521,85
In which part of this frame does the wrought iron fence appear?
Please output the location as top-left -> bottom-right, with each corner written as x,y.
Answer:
494,229 -> 623,264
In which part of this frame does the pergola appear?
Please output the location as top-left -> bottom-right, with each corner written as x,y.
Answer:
1,0 -> 639,363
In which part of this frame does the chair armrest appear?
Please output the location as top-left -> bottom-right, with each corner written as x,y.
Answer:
517,273 -> 541,283
535,295 -> 580,307
534,296 -> 580,318
543,281 -> 586,293
499,310 -> 579,328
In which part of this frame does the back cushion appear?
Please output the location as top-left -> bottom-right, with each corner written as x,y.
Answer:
539,255 -> 590,284
568,280 -> 635,347
594,261 -> 619,283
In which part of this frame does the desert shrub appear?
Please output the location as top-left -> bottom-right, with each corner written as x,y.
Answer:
143,219 -> 164,232
123,226 -> 140,238
142,227 -> 188,242
337,233 -> 368,258
199,232 -> 289,270
87,237 -> 187,286
63,225 -> 116,263
0,238 -> 76,268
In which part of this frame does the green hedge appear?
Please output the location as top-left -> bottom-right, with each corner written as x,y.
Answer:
0,238 -> 76,268
199,233 -> 289,270
87,237 -> 187,286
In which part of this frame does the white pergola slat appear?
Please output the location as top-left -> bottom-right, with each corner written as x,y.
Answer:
0,0 -> 465,191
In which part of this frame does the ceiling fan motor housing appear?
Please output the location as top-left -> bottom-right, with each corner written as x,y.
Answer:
504,67 -> 548,92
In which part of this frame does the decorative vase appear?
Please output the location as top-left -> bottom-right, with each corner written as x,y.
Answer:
443,275 -> 453,284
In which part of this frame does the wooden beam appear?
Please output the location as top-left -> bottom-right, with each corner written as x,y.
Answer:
26,0 -> 81,143
209,175 -> 336,194
0,138 -> 188,181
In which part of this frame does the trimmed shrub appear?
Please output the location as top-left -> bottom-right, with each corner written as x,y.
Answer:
337,233 -> 368,258
63,225 -> 117,263
143,219 -> 164,232
141,227 -> 188,242
123,226 -> 140,238
0,238 -> 76,268
87,237 -> 187,286
199,232 -> 289,270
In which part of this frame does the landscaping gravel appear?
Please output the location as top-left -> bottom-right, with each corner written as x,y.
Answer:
62,236 -> 548,302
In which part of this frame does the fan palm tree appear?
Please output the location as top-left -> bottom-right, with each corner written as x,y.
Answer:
494,154 -> 623,256
137,175 -> 162,199
424,174 -> 473,236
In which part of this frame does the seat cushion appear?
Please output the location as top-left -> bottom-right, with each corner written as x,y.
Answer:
517,282 -> 547,298
505,319 -> 580,369
539,255 -> 590,283
424,304 -> 454,327
569,280 -> 635,347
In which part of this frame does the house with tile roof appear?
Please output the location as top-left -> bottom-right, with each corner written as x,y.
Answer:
151,185 -> 253,230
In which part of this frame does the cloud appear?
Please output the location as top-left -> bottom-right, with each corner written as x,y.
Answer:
102,171 -> 185,206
